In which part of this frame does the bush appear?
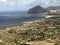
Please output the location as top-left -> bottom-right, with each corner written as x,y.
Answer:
8,29 -> 16,33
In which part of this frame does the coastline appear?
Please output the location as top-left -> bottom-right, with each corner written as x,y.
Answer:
0,15 -> 54,30
0,15 -> 60,45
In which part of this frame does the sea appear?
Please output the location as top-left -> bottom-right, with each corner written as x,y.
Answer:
0,13 -> 47,28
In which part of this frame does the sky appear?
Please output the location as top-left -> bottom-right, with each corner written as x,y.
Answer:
0,0 -> 60,11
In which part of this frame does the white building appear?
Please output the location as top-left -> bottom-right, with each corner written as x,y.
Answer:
47,9 -> 60,14
48,10 -> 58,13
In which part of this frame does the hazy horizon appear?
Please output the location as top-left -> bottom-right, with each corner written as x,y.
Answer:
0,0 -> 60,11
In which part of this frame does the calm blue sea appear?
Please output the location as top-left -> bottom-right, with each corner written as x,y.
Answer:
0,13 -> 45,28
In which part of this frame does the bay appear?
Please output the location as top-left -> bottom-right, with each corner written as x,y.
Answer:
0,13 -> 46,28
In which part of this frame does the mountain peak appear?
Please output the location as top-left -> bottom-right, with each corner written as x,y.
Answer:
27,5 -> 47,14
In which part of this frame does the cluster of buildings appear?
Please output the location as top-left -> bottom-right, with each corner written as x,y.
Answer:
46,9 -> 60,15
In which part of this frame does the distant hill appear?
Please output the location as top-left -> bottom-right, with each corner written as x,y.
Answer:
27,5 -> 47,14
46,6 -> 60,10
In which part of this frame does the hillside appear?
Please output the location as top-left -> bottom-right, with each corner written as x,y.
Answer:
28,5 -> 47,14
0,17 -> 60,45
46,6 -> 60,10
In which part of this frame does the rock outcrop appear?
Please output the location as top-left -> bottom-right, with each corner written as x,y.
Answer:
28,5 -> 47,14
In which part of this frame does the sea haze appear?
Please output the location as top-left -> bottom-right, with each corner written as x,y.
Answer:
0,13 -> 45,28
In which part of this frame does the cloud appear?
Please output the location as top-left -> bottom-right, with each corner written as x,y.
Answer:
0,0 -> 7,2
17,0 -> 35,7
0,0 -> 60,11
0,0 -> 35,7
0,0 -> 60,7
28,0 -> 60,8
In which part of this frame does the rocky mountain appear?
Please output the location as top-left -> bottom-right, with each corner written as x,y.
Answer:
27,5 -> 47,14
46,6 -> 60,10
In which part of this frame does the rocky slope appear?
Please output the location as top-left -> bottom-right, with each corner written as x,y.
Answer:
46,6 -> 60,10
28,5 -> 47,14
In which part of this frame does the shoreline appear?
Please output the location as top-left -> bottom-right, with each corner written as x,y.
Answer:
0,15 -> 59,45
0,15 -> 56,30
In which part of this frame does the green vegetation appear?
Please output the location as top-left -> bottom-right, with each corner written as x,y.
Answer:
0,17 -> 60,45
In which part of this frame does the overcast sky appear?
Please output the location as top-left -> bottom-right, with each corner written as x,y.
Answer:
0,0 -> 60,11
